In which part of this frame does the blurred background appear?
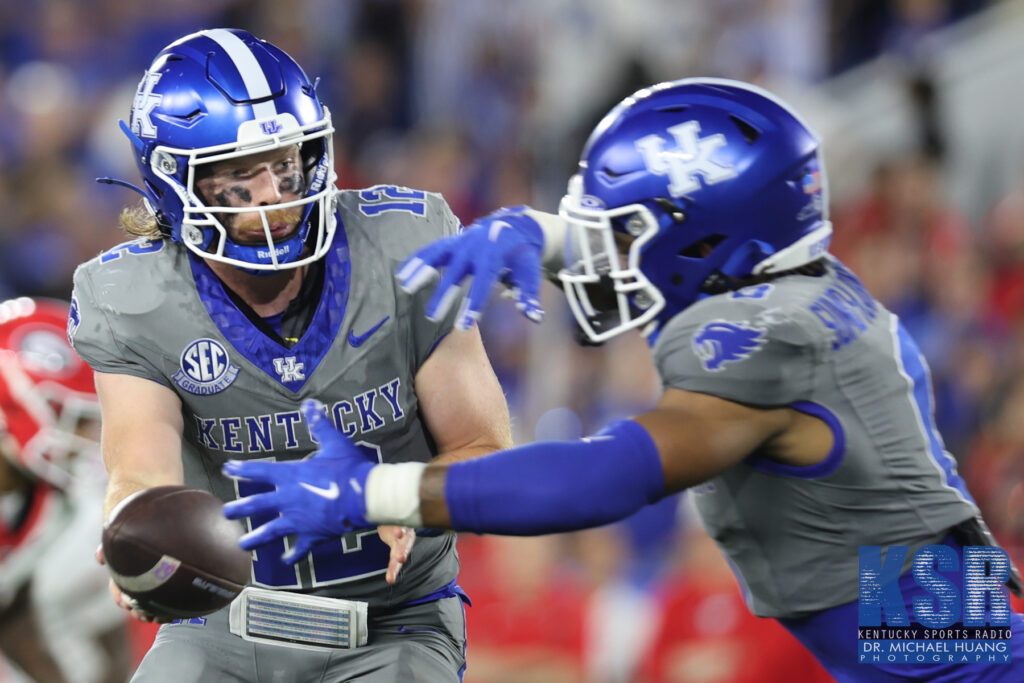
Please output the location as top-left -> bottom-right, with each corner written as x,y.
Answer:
3,0 -> 1024,681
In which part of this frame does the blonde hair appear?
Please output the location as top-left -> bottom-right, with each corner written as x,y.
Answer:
119,203 -> 164,238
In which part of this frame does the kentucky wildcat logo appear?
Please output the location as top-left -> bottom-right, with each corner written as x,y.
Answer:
693,320 -> 766,371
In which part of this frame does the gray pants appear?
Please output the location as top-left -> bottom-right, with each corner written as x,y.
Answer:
132,596 -> 466,683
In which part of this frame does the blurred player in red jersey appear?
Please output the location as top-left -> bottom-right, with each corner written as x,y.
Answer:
0,297 -> 129,683
459,535 -> 589,683
640,517 -> 832,683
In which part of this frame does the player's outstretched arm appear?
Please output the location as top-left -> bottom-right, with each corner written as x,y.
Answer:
413,388 -> 797,533
225,389 -> 809,541
396,206 -> 567,330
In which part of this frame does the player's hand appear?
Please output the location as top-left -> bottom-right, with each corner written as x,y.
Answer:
396,205 -> 545,329
378,525 -> 416,584
95,544 -> 168,623
222,399 -> 377,564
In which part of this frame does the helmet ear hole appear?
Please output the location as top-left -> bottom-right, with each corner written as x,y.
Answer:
670,273 -> 683,286
301,139 -> 324,175
678,234 -> 725,259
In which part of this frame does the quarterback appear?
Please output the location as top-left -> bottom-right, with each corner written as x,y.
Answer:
225,79 -> 1024,682
70,29 -> 510,683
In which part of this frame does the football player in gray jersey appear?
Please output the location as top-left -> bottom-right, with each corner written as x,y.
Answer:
227,79 -> 1024,681
69,29 -> 511,683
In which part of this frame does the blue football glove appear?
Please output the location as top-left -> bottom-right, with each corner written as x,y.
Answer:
222,399 -> 377,563
395,205 -> 545,329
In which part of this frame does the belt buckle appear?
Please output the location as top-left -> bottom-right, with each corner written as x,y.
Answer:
229,586 -> 368,650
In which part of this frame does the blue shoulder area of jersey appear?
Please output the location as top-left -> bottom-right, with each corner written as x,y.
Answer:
444,419 -> 665,535
189,221 -> 351,392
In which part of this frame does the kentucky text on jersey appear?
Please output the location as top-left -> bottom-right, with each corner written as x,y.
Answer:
192,378 -> 404,452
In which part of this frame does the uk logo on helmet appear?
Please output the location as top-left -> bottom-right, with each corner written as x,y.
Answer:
173,339 -> 239,395
635,121 -> 737,197
131,71 -> 164,138
260,120 -> 283,135
692,320 -> 766,371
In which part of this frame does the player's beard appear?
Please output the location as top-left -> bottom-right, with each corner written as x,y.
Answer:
229,206 -> 305,244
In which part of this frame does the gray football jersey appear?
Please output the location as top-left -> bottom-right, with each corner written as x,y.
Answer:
652,259 -> 978,618
70,186 -> 464,608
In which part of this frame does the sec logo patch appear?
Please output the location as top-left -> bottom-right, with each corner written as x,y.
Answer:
173,338 -> 239,395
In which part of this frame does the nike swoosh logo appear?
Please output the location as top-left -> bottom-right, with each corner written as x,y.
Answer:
299,481 -> 340,499
348,316 -> 391,348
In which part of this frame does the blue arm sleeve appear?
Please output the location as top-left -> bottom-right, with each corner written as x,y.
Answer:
444,419 -> 665,535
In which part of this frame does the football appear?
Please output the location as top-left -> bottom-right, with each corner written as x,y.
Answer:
102,485 -> 250,619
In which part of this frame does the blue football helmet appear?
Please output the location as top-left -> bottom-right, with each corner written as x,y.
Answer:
558,78 -> 832,343
115,28 -> 336,271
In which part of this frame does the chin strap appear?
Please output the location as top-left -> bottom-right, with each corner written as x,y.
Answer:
96,176 -> 157,203
96,176 -> 173,240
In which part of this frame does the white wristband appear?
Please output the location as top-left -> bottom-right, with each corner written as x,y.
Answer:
524,209 -> 568,275
365,462 -> 427,527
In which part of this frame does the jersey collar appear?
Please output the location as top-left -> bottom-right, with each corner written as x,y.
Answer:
188,220 -> 351,392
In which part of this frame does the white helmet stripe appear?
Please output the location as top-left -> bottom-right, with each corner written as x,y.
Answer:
201,29 -> 278,121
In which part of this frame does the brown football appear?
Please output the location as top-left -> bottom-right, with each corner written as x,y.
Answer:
102,485 -> 250,619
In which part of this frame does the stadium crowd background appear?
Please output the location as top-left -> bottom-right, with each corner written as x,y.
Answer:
3,1 -> 1024,681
